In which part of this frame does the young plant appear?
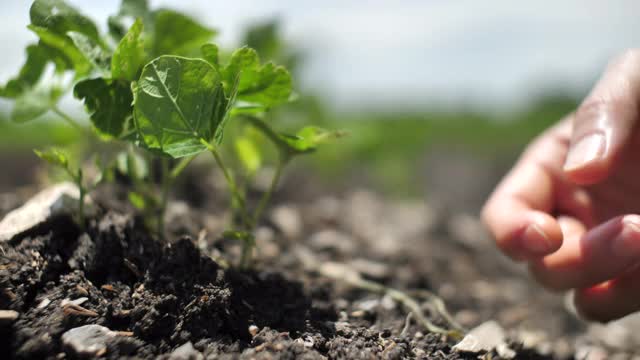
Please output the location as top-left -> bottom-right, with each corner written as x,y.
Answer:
33,148 -> 103,229
3,0 -> 341,268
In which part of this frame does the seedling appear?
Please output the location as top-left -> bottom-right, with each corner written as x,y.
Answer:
33,148 -> 103,229
2,0 -> 341,266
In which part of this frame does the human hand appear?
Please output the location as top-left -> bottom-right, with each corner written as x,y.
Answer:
482,50 -> 640,322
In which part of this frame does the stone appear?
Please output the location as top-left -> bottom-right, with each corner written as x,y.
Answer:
0,182 -> 94,242
61,324 -> 116,357
453,321 -> 511,355
270,205 -> 302,239
168,342 -> 203,360
0,309 -> 19,324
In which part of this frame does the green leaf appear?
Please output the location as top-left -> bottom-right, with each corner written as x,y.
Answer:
132,56 -> 228,158
74,78 -> 133,138
222,47 -> 292,108
128,191 -> 147,210
30,0 -> 101,44
67,31 -> 110,75
108,0 -> 152,40
235,137 -> 261,175
200,43 -> 219,70
34,148 -> 69,169
282,126 -> 345,154
10,85 -> 56,123
152,9 -> 216,56
222,230 -> 254,242
112,18 -> 146,81
246,116 -> 344,156
28,25 -> 92,77
116,151 -> 149,180
1,44 -> 49,98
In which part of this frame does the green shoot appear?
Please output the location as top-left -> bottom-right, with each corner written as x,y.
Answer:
4,0 -> 342,269
33,148 -> 98,229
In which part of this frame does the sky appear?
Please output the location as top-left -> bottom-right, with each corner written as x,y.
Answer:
1,0 -> 639,111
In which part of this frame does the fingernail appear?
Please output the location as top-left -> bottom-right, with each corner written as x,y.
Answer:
611,215 -> 640,258
522,224 -> 552,254
564,132 -> 606,171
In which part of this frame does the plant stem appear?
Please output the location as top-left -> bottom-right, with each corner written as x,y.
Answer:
76,170 -> 86,231
170,155 -> 196,181
208,146 -> 252,228
52,106 -> 84,132
252,156 -> 287,227
158,157 -> 170,237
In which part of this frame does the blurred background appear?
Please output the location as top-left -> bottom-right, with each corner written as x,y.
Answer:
1,0 -> 639,212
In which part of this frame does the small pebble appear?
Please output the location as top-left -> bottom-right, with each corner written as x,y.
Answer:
248,325 -> 259,337
0,309 -> 19,324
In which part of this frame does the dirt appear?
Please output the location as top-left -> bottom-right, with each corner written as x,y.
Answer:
0,167 -> 637,359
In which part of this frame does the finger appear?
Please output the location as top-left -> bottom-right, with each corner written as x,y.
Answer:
564,49 -> 640,184
482,122 -> 572,260
530,215 -> 640,291
574,262 -> 640,322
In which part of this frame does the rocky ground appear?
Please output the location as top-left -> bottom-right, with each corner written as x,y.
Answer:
1,167 -> 640,359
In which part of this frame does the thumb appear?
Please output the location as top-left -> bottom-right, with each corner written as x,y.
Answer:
564,49 -> 640,185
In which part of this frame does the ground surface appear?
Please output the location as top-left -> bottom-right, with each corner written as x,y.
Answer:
1,167 -> 639,359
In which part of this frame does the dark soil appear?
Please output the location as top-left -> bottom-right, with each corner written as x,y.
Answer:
0,168 -> 637,359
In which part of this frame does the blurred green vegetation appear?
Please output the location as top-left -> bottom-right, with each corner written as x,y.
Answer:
0,92 -> 578,196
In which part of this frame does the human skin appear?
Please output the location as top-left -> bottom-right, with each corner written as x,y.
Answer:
482,49 -> 640,322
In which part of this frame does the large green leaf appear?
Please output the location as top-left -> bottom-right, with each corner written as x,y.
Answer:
74,78 -> 133,138
112,18 -> 146,81
152,9 -> 216,57
222,47 -> 292,108
132,56 -> 228,158
30,0 -> 102,44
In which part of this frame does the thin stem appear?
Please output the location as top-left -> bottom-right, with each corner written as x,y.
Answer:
52,106 -> 84,132
170,155 -> 196,181
209,146 -> 252,228
158,157 -> 170,237
238,234 -> 255,270
252,156 -> 287,227
76,169 -> 86,231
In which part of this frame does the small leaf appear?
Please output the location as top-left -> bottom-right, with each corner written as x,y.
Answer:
222,47 -> 292,108
222,230 -> 254,242
128,191 -> 147,210
152,9 -> 216,56
28,25 -> 92,77
116,151 -> 149,180
30,0 -> 102,44
112,18 -> 145,81
132,56 -> 228,158
108,0 -> 152,40
1,44 -> 49,98
74,78 -> 133,138
234,137 -> 261,175
200,43 -> 219,70
67,31 -> 111,75
34,148 -> 69,169
282,126 -> 346,154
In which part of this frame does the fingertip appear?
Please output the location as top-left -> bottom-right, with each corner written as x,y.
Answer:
573,283 -> 616,323
519,212 -> 563,256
